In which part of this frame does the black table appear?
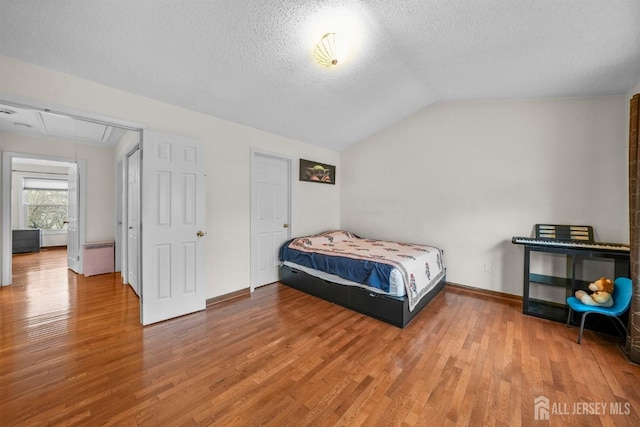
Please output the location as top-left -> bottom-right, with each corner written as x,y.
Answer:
512,237 -> 630,326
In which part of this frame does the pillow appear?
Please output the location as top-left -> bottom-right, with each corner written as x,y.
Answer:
319,230 -> 357,242
293,230 -> 357,249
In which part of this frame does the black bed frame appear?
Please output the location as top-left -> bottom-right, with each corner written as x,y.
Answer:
279,264 -> 447,328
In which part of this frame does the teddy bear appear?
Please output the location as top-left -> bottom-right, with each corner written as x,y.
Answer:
574,277 -> 614,307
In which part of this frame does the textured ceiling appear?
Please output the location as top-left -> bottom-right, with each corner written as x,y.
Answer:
0,1 -> 638,151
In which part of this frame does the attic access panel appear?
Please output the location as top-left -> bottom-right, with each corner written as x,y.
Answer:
39,112 -> 113,143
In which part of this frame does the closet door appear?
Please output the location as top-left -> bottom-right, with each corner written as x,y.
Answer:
127,148 -> 140,296
250,152 -> 291,289
67,162 -> 80,273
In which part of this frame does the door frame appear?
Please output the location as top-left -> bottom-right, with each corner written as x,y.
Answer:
249,149 -> 292,292
1,151 -> 87,284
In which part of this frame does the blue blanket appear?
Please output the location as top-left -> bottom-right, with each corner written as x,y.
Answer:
279,240 -> 395,292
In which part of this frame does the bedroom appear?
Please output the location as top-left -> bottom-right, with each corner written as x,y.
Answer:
1,1 -> 639,424
2,62 -> 632,319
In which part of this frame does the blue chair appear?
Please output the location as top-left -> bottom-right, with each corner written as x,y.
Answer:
566,277 -> 633,344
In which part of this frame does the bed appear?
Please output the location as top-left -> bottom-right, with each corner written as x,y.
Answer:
278,230 -> 446,327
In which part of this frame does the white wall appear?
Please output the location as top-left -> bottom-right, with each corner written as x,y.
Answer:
0,55 -> 340,297
341,96 -> 627,296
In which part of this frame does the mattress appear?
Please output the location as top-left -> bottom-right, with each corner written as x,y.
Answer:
280,230 -> 445,311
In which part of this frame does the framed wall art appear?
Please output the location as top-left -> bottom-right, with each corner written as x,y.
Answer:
299,159 -> 335,185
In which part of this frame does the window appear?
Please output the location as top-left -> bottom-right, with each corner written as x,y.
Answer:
21,177 -> 68,231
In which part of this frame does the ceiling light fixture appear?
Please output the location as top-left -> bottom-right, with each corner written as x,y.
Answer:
314,33 -> 338,67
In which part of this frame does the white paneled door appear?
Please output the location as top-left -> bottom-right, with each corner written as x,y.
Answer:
127,148 -> 140,296
140,131 -> 206,325
67,162 -> 80,273
251,152 -> 291,290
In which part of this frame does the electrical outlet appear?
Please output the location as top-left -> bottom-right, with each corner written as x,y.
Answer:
484,263 -> 492,273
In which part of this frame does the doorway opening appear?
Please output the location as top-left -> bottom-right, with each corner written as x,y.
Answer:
0,100 -> 140,293
10,156 -> 77,276
2,151 -> 86,284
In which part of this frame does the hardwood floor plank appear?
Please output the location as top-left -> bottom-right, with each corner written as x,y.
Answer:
2,248 -> 640,425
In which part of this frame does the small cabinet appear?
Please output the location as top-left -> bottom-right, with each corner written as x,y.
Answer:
12,229 -> 41,254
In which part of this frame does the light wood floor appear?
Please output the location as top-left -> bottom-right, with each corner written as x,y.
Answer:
1,247 -> 639,426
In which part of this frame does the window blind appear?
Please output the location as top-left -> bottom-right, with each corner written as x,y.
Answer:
23,177 -> 68,191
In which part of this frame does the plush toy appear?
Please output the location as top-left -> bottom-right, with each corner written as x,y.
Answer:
574,277 -> 614,307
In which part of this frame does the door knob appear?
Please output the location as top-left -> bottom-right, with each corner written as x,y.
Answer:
197,230 -> 206,237
283,224 -> 289,228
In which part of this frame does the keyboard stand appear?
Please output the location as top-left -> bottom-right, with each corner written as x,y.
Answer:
513,225 -> 630,331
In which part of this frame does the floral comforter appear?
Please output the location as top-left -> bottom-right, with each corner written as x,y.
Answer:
280,230 -> 445,311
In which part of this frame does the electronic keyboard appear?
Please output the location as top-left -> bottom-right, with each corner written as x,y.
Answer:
511,236 -> 629,252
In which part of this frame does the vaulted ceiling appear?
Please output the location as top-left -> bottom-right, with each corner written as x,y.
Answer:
1,1 -> 638,151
